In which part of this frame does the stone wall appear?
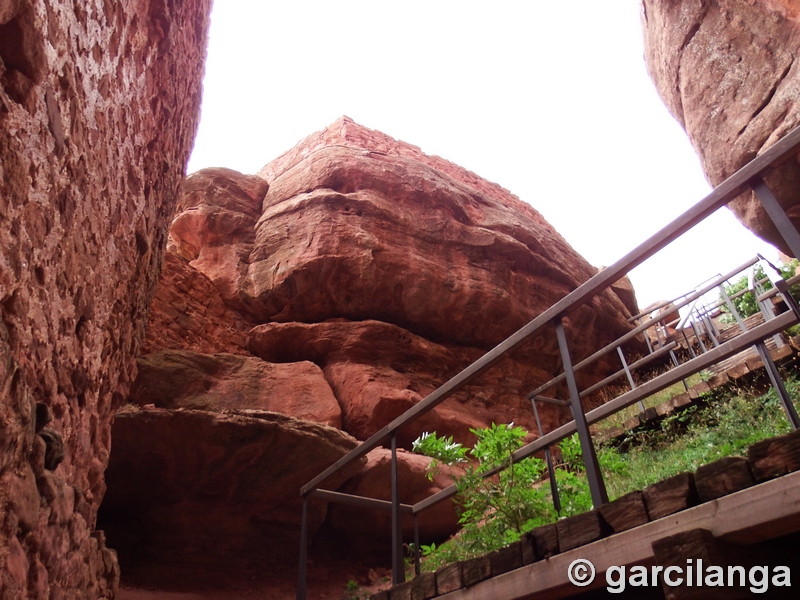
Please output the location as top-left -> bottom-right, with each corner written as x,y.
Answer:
0,0 -> 211,597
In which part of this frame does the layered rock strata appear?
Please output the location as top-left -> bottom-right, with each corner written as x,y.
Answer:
641,0 -> 800,253
108,118 -> 644,590
0,0 -> 211,597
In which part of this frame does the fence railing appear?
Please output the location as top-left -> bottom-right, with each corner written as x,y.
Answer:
296,125 -> 800,599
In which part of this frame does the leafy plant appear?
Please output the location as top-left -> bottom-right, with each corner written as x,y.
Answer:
412,423 -> 553,568
719,260 -> 798,322
411,431 -> 468,480
409,378 -> 800,571
341,579 -> 369,600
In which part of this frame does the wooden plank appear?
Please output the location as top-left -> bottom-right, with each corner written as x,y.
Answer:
726,362 -> 750,381
706,372 -> 730,389
556,510 -> 609,552
489,542 -> 523,577
528,524 -> 559,560
598,490 -> 650,534
435,563 -> 462,595
672,392 -> 692,409
389,581 -> 412,600
642,472 -> 699,521
651,529 -> 751,600
656,400 -> 675,417
460,555 -> 491,587
408,572 -> 436,600
694,456 -> 755,502
520,535 -> 537,566
436,470 -> 800,600
748,428 -> 800,482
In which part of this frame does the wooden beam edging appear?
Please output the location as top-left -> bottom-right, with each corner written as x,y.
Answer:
413,309 -> 799,514
436,469 -> 800,600
301,125 -> 800,497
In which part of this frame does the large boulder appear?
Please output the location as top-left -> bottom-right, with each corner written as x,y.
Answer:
0,0 -> 211,597
641,0 -> 800,254
236,117 -> 636,356
131,349 -> 342,428
97,408 -> 364,573
127,118 -> 643,592
247,319 -> 558,447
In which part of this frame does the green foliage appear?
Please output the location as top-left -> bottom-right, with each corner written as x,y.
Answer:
409,378 -> 800,572
603,380 -> 797,498
720,260 -> 798,322
412,423 -> 553,569
341,579 -> 369,600
411,432 -> 467,480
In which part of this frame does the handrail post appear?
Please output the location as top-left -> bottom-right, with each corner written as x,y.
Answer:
391,434 -> 405,584
616,346 -> 644,412
755,341 -> 800,430
297,497 -> 308,600
531,398 -> 561,514
752,177 -> 800,260
413,514 -> 421,576
718,283 -> 748,333
555,319 -> 608,507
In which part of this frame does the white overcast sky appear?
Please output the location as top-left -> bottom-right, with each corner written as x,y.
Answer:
187,0 -> 778,310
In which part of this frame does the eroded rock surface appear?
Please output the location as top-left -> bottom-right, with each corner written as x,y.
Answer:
248,319 -> 555,447
132,349 -> 342,428
322,448 -> 463,561
641,0 -> 800,253
99,408 -> 363,573
0,0 -> 211,597
120,118 -> 643,592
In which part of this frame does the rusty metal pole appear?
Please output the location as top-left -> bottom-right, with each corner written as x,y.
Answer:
755,341 -> 800,430
617,346 -> 645,412
391,434 -> 405,585
296,497 -> 308,600
555,319 -> 608,507
531,398 -> 561,514
752,177 -> 800,260
413,514 -> 421,576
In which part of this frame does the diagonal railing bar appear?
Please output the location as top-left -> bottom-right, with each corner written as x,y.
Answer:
578,341 -> 677,399
412,308 -> 800,515
528,256 -> 763,400
309,489 -> 414,514
300,125 -> 800,498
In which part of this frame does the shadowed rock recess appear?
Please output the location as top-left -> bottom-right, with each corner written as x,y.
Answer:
641,0 -> 800,253
100,117 -> 643,595
0,0 -> 212,598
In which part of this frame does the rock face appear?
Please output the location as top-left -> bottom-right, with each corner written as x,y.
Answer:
641,0 -> 800,254
132,349 -> 342,428
109,118 -> 643,593
99,408 -> 363,574
0,1 -> 211,598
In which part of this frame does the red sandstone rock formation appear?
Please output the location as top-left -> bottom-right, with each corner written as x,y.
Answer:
99,408 -> 363,577
641,0 -> 800,254
132,349 -> 342,428
111,118 -> 643,594
0,0 -> 211,597
322,448 -> 463,561
247,319 -> 553,447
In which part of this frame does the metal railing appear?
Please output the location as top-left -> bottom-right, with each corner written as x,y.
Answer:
296,125 -> 800,599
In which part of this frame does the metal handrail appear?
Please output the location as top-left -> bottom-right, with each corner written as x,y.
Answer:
296,125 -> 800,598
